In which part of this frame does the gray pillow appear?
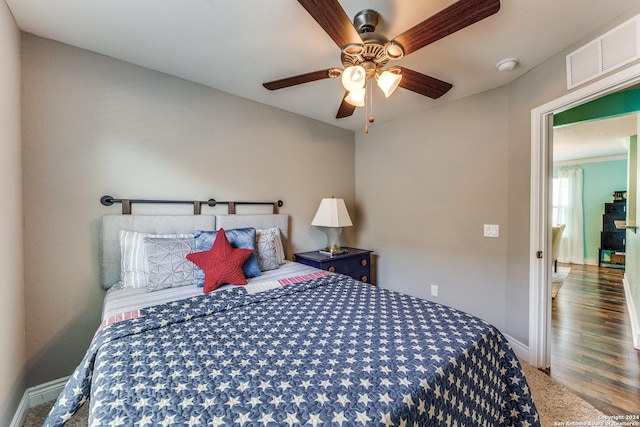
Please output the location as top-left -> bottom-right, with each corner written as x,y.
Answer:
144,236 -> 198,291
119,230 -> 193,289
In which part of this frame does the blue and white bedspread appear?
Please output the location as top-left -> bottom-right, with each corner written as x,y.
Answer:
45,274 -> 540,426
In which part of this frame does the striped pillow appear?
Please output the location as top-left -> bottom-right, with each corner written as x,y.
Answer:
119,230 -> 193,289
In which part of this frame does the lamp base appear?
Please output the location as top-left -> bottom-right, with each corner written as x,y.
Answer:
320,228 -> 346,256
319,248 -> 348,256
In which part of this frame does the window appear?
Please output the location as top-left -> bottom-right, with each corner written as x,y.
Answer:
552,167 -> 584,264
552,177 -> 569,227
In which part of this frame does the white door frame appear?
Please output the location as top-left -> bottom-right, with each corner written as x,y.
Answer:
529,62 -> 640,369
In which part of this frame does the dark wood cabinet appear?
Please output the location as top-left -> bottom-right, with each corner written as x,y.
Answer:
599,201 -> 625,267
293,247 -> 373,284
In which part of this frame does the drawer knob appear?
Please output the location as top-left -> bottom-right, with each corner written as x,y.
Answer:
361,275 -> 368,282
361,259 -> 368,267
328,266 -> 336,273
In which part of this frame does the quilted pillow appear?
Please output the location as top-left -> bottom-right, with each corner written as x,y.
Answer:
144,236 -> 198,291
255,227 -> 285,271
119,230 -> 193,289
194,228 -> 260,287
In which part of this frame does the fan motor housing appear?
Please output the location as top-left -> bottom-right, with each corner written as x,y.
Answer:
341,10 -> 392,70
353,9 -> 379,33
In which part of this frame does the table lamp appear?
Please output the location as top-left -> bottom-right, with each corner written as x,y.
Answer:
311,197 -> 353,255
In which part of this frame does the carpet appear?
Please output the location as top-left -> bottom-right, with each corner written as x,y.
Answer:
552,266 -> 570,298
520,361 -> 605,426
21,360 -> 604,426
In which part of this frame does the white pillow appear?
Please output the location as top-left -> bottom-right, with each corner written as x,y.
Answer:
255,228 -> 286,271
119,230 -> 193,289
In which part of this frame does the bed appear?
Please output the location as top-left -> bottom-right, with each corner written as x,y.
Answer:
45,213 -> 540,426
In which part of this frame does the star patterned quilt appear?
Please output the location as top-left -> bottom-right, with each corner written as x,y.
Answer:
45,273 -> 540,426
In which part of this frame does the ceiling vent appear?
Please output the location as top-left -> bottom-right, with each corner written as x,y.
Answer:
566,14 -> 639,89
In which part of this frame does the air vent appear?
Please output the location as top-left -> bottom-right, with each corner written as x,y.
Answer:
567,14 -> 640,89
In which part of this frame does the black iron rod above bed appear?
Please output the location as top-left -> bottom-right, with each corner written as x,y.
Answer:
100,195 -> 283,215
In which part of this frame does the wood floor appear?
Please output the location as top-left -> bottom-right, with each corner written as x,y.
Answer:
551,263 -> 640,415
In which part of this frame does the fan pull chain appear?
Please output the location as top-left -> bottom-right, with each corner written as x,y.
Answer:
365,82 -> 374,134
364,81 -> 369,134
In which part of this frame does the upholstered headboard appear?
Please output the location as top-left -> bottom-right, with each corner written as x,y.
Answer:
215,214 -> 289,257
99,214 -> 289,289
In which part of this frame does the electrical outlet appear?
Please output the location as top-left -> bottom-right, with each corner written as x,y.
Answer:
431,284 -> 439,297
483,224 -> 499,238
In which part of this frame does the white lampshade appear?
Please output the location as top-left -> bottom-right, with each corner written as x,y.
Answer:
345,88 -> 366,107
311,198 -> 353,227
376,70 -> 402,97
341,66 -> 366,92
311,198 -> 353,254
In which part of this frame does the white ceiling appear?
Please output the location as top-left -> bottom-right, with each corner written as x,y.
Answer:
553,114 -> 638,163
5,0 -> 640,132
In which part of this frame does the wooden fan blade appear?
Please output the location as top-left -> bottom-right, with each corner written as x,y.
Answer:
397,67 -> 452,99
393,0 -> 500,56
336,92 -> 356,118
297,0 -> 362,48
263,69 -> 334,90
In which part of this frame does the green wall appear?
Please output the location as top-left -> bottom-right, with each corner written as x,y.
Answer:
583,161 -> 628,261
554,86 -> 640,126
554,159 -> 628,262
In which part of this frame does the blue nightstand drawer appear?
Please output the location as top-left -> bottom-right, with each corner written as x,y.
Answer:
294,247 -> 373,284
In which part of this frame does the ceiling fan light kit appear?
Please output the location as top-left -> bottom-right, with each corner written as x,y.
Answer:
384,41 -> 405,60
376,68 -> 403,98
263,0 -> 501,125
342,65 -> 366,92
327,68 -> 343,79
345,88 -> 366,107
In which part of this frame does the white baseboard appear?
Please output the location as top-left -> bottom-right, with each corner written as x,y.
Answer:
623,274 -> 640,349
503,333 -> 530,363
8,392 -> 29,427
9,376 -> 68,427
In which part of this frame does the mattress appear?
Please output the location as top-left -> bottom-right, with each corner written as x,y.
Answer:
101,260 -> 319,320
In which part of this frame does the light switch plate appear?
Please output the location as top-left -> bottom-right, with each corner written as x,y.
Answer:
484,224 -> 499,238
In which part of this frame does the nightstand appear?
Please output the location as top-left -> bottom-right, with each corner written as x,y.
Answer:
293,247 -> 373,284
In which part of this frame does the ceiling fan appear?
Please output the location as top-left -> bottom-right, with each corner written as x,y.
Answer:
263,0 -> 501,120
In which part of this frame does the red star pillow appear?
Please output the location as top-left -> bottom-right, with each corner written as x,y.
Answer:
186,228 -> 254,293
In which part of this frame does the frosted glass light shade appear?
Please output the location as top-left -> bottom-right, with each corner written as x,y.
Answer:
376,70 -> 402,97
345,88 -> 365,107
341,66 -> 366,92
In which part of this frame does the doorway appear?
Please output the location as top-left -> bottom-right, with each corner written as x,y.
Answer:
550,109 -> 637,413
529,62 -> 640,369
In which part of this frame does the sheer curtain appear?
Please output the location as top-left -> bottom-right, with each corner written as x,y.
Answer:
553,166 -> 584,265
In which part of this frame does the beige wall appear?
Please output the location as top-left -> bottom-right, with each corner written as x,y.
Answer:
503,46 -> 570,342
355,88 -> 510,330
0,1 -> 25,425
356,5 -> 640,344
21,33 -> 355,386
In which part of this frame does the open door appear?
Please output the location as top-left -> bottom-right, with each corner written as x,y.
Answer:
529,61 -> 640,369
